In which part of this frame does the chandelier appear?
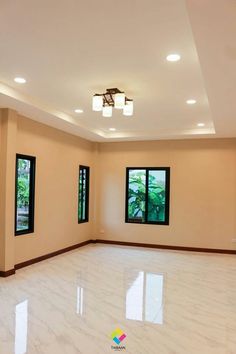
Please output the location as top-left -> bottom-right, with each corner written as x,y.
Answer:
92,88 -> 133,117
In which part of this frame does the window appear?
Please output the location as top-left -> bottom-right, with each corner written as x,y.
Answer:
15,154 -> 36,235
78,165 -> 90,223
125,167 -> 170,225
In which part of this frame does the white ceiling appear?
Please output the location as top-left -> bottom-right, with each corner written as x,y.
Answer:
0,0 -> 235,142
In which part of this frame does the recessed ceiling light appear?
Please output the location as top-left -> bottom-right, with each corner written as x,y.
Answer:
14,77 -> 26,84
109,128 -> 116,131
74,109 -> 83,113
197,123 -> 205,127
166,54 -> 181,62
186,99 -> 196,105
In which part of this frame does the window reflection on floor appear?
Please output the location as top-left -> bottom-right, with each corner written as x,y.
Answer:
77,286 -> 84,315
15,300 -> 28,354
126,271 -> 164,324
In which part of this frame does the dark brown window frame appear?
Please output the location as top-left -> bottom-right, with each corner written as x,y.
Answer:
15,154 -> 36,236
78,165 -> 90,223
125,167 -> 170,225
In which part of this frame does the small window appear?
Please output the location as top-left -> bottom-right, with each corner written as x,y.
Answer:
15,154 -> 36,235
125,167 -> 170,225
78,165 -> 90,223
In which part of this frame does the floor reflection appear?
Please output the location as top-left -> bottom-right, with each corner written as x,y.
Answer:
77,286 -> 84,315
126,271 -> 164,324
15,300 -> 28,354
0,245 -> 233,354
76,270 -> 86,317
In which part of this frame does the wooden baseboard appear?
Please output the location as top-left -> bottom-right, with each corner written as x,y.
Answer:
15,240 -> 91,270
0,240 -> 91,277
0,269 -> 16,277
95,239 -> 236,254
1,238 -> 235,278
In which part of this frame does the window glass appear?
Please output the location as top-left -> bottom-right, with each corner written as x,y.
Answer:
78,166 -> 89,223
15,155 -> 35,235
126,167 -> 170,225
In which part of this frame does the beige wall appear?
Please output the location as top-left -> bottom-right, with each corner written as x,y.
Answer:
14,115 -> 96,264
1,109 -> 236,271
96,139 -> 236,250
0,110 -> 17,271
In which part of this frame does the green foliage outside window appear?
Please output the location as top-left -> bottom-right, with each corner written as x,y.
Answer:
17,159 -> 30,208
127,168 -> 169,224
128,170 -> 146,222
147,173 -> 166,222
78,166 -> 89,223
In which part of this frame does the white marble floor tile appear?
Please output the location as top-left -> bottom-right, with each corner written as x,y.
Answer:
0,244 -> 235,354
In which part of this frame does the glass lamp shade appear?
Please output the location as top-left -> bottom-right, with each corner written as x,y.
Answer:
102,105 -> 112,117
114,93 -> 125,109
123,100 -> 133,116
92,95 -> 103,111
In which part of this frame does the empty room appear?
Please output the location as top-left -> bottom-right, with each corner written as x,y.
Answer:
0,1 -> 236,353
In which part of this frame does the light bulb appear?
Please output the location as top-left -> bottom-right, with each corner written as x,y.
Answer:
123,100 -> 133,116
102,105 -> 112,117
92,95 -> 103,111
14,77 -> 26,84
186,99 -> 196,105
114,93 -> 125,109
166,54 -> 181,62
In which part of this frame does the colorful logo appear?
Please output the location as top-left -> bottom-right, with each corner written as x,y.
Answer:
111,328 -> 126,345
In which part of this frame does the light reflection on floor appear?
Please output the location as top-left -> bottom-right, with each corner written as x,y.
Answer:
126,271 -> 163,324
0,244 -> 235,354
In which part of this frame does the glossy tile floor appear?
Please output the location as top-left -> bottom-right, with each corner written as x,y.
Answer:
0,244 -> 235,354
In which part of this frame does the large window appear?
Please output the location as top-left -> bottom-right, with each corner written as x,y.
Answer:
126,167 -> 170,225
78,165 -> 90,223
15,154 -> 36,235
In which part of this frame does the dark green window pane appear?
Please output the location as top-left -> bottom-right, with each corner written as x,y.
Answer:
128,169 -> 146,223
16,159 -> 31,231
78,169 -> 83,221
147,170 -> 166,222
126,167 -> 170,225
78,166 -> 89,223
15,154 -> 35,236
82,171 -> 86,220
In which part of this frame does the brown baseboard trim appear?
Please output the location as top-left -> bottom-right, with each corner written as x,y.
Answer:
15,240 -> 91,270
0,269 -> 16,277
1,238 -> 235,278
95,239 -> 236,254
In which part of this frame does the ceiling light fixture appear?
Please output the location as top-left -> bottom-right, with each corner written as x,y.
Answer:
186,99 -> 196,105
92,88 -> 133,117
102,105 -> 112,117
92,95 -> 103,111
197,123 -> 205,127
14,77 -> 26,84
74,109 -> 83,113
166,54 -> 181,62
123,100 -> 134,116
114,92 -> 125,109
